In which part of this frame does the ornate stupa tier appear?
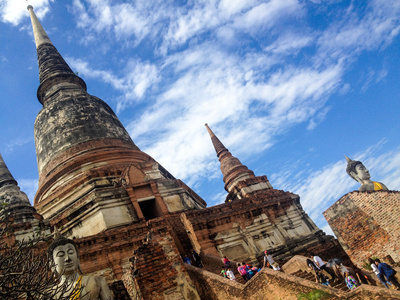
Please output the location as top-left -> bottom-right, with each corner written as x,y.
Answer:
0,153 -> 39,223
27,5 -> 86,104
27,6 -> 142,188
205,124 -> 273,202
205,124 -> 256,191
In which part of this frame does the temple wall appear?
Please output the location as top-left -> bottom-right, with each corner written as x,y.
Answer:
323,191 -> 400,267
182,189 -> 331,263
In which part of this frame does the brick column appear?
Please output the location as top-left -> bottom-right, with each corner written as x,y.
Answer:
127,186 -> 145,220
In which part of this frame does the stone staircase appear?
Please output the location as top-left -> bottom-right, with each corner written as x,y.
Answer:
186,255 -> 400,299
202,262 -> 247,284
290,270 -> 349,291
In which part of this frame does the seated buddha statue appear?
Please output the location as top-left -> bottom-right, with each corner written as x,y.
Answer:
345,156 -> 388,191
48,235 -> 113,299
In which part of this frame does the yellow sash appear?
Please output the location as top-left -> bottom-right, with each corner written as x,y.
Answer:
373,182 -> 383,191
70,275 -> 82,300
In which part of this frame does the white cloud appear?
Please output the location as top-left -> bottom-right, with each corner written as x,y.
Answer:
68,57 -> 159,111
124,42 -> 343,182
0,0 -> 53,25
232,0 -> 303,31
264,34 -> 312,55
209,191 -> 227,206
61,1 -> 400,192
316,0 -> 400,60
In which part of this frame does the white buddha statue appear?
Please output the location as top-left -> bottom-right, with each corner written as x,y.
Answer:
345,156 -> 388,192
48,235 -> 113,299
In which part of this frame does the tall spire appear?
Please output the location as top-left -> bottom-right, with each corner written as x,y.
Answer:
0,153 -> 37,223
205,123 -> 229,157
205,124 -> 255,193
27,5 -> 86,104
0,153 -> 17,188
27,5 -> 139,183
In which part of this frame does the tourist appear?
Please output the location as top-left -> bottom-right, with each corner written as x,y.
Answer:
220,266 -> 227,278
245,263 -> 255,280
375,259 -> 400,289
306,258 -> 330,285
306,258 -> 321,283
344,271 -> 358,290
237,263 -> 248,282
183,255 -> 191,265
354,266 -> 370,285
247,265 -> 256,280
263,250 -> 280,270
191,249 -> 203,268
368,258 -> 392,288
336,263 -> 349,280
309,252 -> 336,281
226,267 -> 237,281
222,256 -> 231,268
319,273 -> 330,286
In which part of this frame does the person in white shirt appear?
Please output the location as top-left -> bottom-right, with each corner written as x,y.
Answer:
226,268 -> 237,281
309,252 -> 336,281
368,258 -> 392,288
263,250 -> 280,270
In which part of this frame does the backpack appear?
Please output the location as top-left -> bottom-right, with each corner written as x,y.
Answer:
238,266 -> 247,275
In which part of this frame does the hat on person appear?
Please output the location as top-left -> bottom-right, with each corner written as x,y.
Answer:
264,250 -> 268,254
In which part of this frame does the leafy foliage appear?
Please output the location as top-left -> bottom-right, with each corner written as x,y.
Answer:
297,289 -> 331,300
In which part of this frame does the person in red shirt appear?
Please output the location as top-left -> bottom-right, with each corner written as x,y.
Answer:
222,256 -> 231,268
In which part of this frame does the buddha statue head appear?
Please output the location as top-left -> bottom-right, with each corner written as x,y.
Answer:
345,156 -> 370,184
47,233 -> 114,299
345,156 -> 388,191
48,235 -> 82,276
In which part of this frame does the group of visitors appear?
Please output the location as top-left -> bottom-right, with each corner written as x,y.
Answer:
237,262 -> 260,281
306,258 -> 330,286
307,252 -> 366,290
183,248 -> 400,291
220,250 -> 281,282
306,252 -> 337,286
182,249 -> 203,268
370,258 -> 400,290
306,252 -> 400,291
220,260 -> 260,282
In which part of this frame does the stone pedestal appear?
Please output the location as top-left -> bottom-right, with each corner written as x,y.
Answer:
323,190 -> 400,266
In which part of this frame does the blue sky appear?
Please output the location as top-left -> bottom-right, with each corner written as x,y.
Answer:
1,0 -> 399,235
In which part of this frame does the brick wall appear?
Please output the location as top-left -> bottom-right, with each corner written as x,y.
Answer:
130,223 -> 200,300
181,189 -> 335,263
324,191 -> 400,267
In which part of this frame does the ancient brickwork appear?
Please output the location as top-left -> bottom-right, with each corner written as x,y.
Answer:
130,223 -> 200,300
324,191 -> 400,266
225,175 -> 272,202
16,7 -> 357,299
181,189 -> 332,263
